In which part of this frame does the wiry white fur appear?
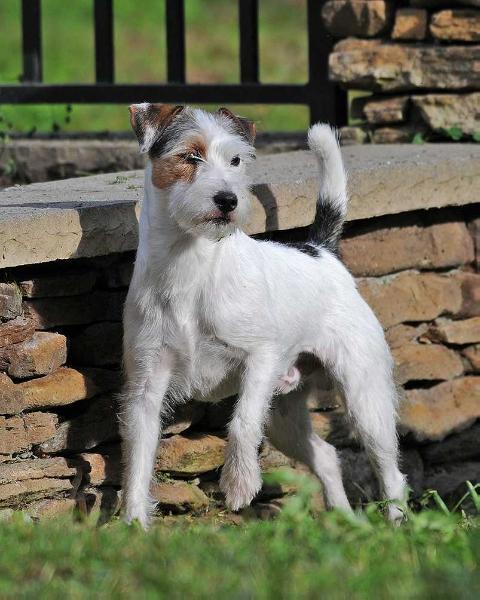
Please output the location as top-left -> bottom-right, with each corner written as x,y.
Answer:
120,108 -> 407,528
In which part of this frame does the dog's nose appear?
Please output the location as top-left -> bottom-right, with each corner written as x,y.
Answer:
213,191 -> 238,213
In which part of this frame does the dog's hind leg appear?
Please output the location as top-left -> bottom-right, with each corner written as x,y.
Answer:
266,388 -> 352,512
119,348 -> 174,529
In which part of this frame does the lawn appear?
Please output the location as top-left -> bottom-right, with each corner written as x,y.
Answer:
0,0 -> 312,134
0,498 -> 479,598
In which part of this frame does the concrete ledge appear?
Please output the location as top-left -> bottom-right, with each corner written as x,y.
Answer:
0,144 -> 479,269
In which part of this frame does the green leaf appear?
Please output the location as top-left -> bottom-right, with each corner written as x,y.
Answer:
473,132 -> 480,143
444,126 -> 463,141
412,132 -> 424,145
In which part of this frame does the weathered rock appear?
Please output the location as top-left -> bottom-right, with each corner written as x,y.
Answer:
18,271 -> 97,298
469,218 -> 480,270
164,401 -> 206,436
0,367 -> 119,415
78,486 -> 121,522
0,317 -> 35,348
385,324 -> 428,349
0,332 -> 66,379
424,461 -> 480,499
392,8 -> 428,40
341,220 -> 474,277
322,1 -> 391,38
430,9 -> 480,42
0,457 -> 77,484
38,394 -> 119,454
0,412 -> 58,457
427,317 -> 480,345
463,345 -> 480,370
329,40 -> 480,91
455,271 -> 480,318
24,290 -> 126,329
412,93 -> 480,136
339,126 -> 368,146
400,377 -> 480,441
259,441 -> 292,471
421,422 -> 480,464
23,412 -> 59,445
351,95 -> 409,124
156,433 -> 227,475
0,478 -> 73,508
151,481 -> 209,513
69,322 -> 122,367
0,283 -> 22,320
393,344 -> 464,384
371,127 -> 416,144
25,497 -> 76,520
76,450 -> 121,486
310,410 -> 356,447
358,271 -> 462,328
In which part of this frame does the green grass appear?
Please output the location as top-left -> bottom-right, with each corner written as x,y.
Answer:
0,0 -> 310,134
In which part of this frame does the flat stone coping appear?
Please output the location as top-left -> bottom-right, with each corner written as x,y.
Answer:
0,144 -> 479,269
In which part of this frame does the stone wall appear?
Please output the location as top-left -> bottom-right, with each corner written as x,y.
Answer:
323,0 -> 480,143
1,204 -> 478,521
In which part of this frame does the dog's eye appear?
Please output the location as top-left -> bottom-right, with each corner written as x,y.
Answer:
184,152 -> 202,164
230,155 -> 241,167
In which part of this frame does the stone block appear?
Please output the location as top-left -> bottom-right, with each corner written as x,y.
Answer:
0,283 -> 22,320
151,481 -> 210,513
427,317 -> 480,345
411,1 -> 480,7
25,497 -> 76,520
338,126 -> 368,146
18,270 -> 97,298
400,377 -> 480,441
371,127 -> 416,144
76,450 -> 121,486
421,422 -> 480,464
0,317 -> 35,348
412,93 -> 480,136
329,40 -> 480,91
357,271 -> 462,328
463,345 -> 480,371
156,433 -> 227,476
352,95 -> 409,124
455,271 -> 480,318
341,220 -> 474,277
0,478 -> 73,508
393,343 -> 464,384
69,322 -> 122,367
430,9 -> 480,42
0,332 -> 66,379
164,401 -> 206,436
322,1 -> 391,38
0,367 -> 119,415
392,8 -> 428,40
0,412 -> 58,457
385,324 -> 427,349
0,457 -> 77,484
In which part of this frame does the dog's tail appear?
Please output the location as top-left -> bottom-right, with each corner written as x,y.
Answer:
306,123 -> 348,255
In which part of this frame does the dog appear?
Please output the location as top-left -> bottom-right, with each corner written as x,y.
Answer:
119,103 -> 407,528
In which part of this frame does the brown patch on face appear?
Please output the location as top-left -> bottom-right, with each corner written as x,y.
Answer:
217,107 -> 256,143
129,104 -> 185,153
151,136 -> 207,190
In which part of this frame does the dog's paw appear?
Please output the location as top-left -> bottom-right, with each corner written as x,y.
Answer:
276,366 -> 301,395
387,503 -> 407,526
219,457 -> 262,512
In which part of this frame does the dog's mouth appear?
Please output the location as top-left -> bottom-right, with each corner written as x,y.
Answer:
199,211 -> 234,225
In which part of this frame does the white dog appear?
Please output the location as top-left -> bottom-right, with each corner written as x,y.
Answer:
120,104 -> 407,528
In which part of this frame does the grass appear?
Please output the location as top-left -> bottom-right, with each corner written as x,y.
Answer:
0,477 -> 479,599
0,0 -> 311,134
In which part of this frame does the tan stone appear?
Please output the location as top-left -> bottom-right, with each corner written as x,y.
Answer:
455,271 -> 480,318
0,317 -> 35,348
393,344 -> 464,384
151,481 -> 209,513
400,377 -> 480,441
0,283 -> 22,320
392,8 -> 428,40
38,393 -> 118,454
412,93 -> 480,136
25,497 -> 76,520
339,126 -> 368,146
259,441 -> 292,471
357,271 -> 462,328
0,478 -> 73,508
0,412 -> 58,457
164,401 -> 206,436
463,344 -> 480,371
156,433 -> 227,475
371,127 -> 415,144
0,367 -> 119,415
69,322 -> 122,367
427,317 -> 480,345
0,332 -> 67,379
329,40 -> 480,91
76,451 -> 120,486
341,220 -> 474,277
385,324 -> 427,349
431,10 -> 480,41
18,271 -> 97,298
469,218 -> 480,270
0,457 -> 77,485
352,96 -> 409,124
322,1 -> 391,37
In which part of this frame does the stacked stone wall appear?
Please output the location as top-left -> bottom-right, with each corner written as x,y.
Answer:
323,0 -> 480,143
0,204 -> 478,521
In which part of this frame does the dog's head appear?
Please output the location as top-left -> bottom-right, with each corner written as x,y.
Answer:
129,103 -> 256,240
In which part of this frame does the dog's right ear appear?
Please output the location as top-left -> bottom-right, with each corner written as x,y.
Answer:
129,103 -> 184,153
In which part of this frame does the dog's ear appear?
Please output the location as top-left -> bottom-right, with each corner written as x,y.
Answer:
217,107 -> 256,144
129,103 -> 184,153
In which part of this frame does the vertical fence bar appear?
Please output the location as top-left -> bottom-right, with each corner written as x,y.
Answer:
21,0 -> 42,82
166,0 -> 186,83
239,0 -> 259,83
94,0 -> 114,82
307,0 -> 347,126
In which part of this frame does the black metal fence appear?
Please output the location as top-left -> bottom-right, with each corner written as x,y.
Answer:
0,0 -> 347,126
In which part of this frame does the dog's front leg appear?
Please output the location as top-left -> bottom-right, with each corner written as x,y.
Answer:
119,349 -> 174,529
220,350 -> 279,511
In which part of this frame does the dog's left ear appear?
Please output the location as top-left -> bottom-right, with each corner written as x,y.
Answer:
217,107 -> 256,144
129,103 -> 184,153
